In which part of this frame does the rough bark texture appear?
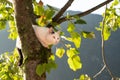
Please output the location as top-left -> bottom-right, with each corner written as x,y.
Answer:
13,0 -> 49,80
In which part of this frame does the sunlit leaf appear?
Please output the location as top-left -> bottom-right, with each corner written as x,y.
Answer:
49,55 -> 55,61
103,26 -> 111,40
82,31 -> 95,39
8,21 -> 18,40
80,74 -> 91,80
67,55 -> 82,71
71,32 -> 81,48
56,48 -> 65,58
99,0 -> 120,41
62,32 -> 81,48
95,27 -> 101,31
66,48 -> 79,58
0,49 -> 23,80
67,22 -> 75,32
34,3 -> 44,16
73,37 -> 81,48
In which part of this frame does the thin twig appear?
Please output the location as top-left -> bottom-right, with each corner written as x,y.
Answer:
93,65 -> 106,78
93,3 -> 115,79
57,0 -> 113,24
101,4 -> 114,78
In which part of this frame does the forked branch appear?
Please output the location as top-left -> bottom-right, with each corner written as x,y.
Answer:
56,0 -> 113,24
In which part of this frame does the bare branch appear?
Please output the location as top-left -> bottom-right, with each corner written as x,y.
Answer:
57,0 -> 113,24
52,0 -> 74,22
93,65 -> 106,78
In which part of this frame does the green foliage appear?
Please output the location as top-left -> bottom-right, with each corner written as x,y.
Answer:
1,0 -> 120,79
97,0 -> 120,40
67,22 -> 81,48
67,48 -> 82,71
36,63 -> 46,76
0,0 -> 17,40
70,32 -> 81,48
81,31 -> 95,39
56,47 -> 82,71
8,21 -> 18,40
47,5 -> 59,11
36,55 -> 57,76
67,22 -> 75,32
0,0 -> 13,30
74,74 -> 91,80
0,49 -> 23,80
33,2 -> 56,26
55,21 -> 83,71
56,48 -> 65,58
0,21 -> 6,30
74,19 -> 87,24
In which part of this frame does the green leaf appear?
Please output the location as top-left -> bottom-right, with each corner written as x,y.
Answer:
49,55 -> 55,61
0,50 -> 23,80
36,64 -> 46,76
67,22 -> 75,32
0,21 -> 6,30
66,48 -> 79,58
46,61 -> 57,73
45,9 -> 55,20
103,26 -> 111,40
8,21 -> 18,40
56,48 -> 65,58
82,31 -> 95,39
67,55 -> 82,71
34,2 -> 44,16
74,19 -> 87,24
63,32 -> 81,48
71,32 -> 81,48
80,74 -> 91,80
47,5 -> 59,11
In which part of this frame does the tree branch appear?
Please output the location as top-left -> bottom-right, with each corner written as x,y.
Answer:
57,0 -> 113,24
101,4 -> 114,78
93,4 -> 114,79
93,65 -> 106,78
52,0 -> 74,22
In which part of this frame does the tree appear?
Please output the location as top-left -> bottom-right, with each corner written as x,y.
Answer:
0,0 -> 120,80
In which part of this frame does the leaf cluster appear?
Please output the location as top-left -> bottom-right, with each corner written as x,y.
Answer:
0,0 -> 13,30
0,49 -> 23,80
55,15 -> 96,71
36,55 -> 57,76
0,0 -> 17,40
96,0 -> 120,40
33,2 -> 57,27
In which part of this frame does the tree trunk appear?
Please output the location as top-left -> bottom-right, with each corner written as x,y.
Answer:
13,0 -> 49,80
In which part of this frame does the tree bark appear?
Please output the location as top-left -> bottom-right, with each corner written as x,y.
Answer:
13,0 -> 49,80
